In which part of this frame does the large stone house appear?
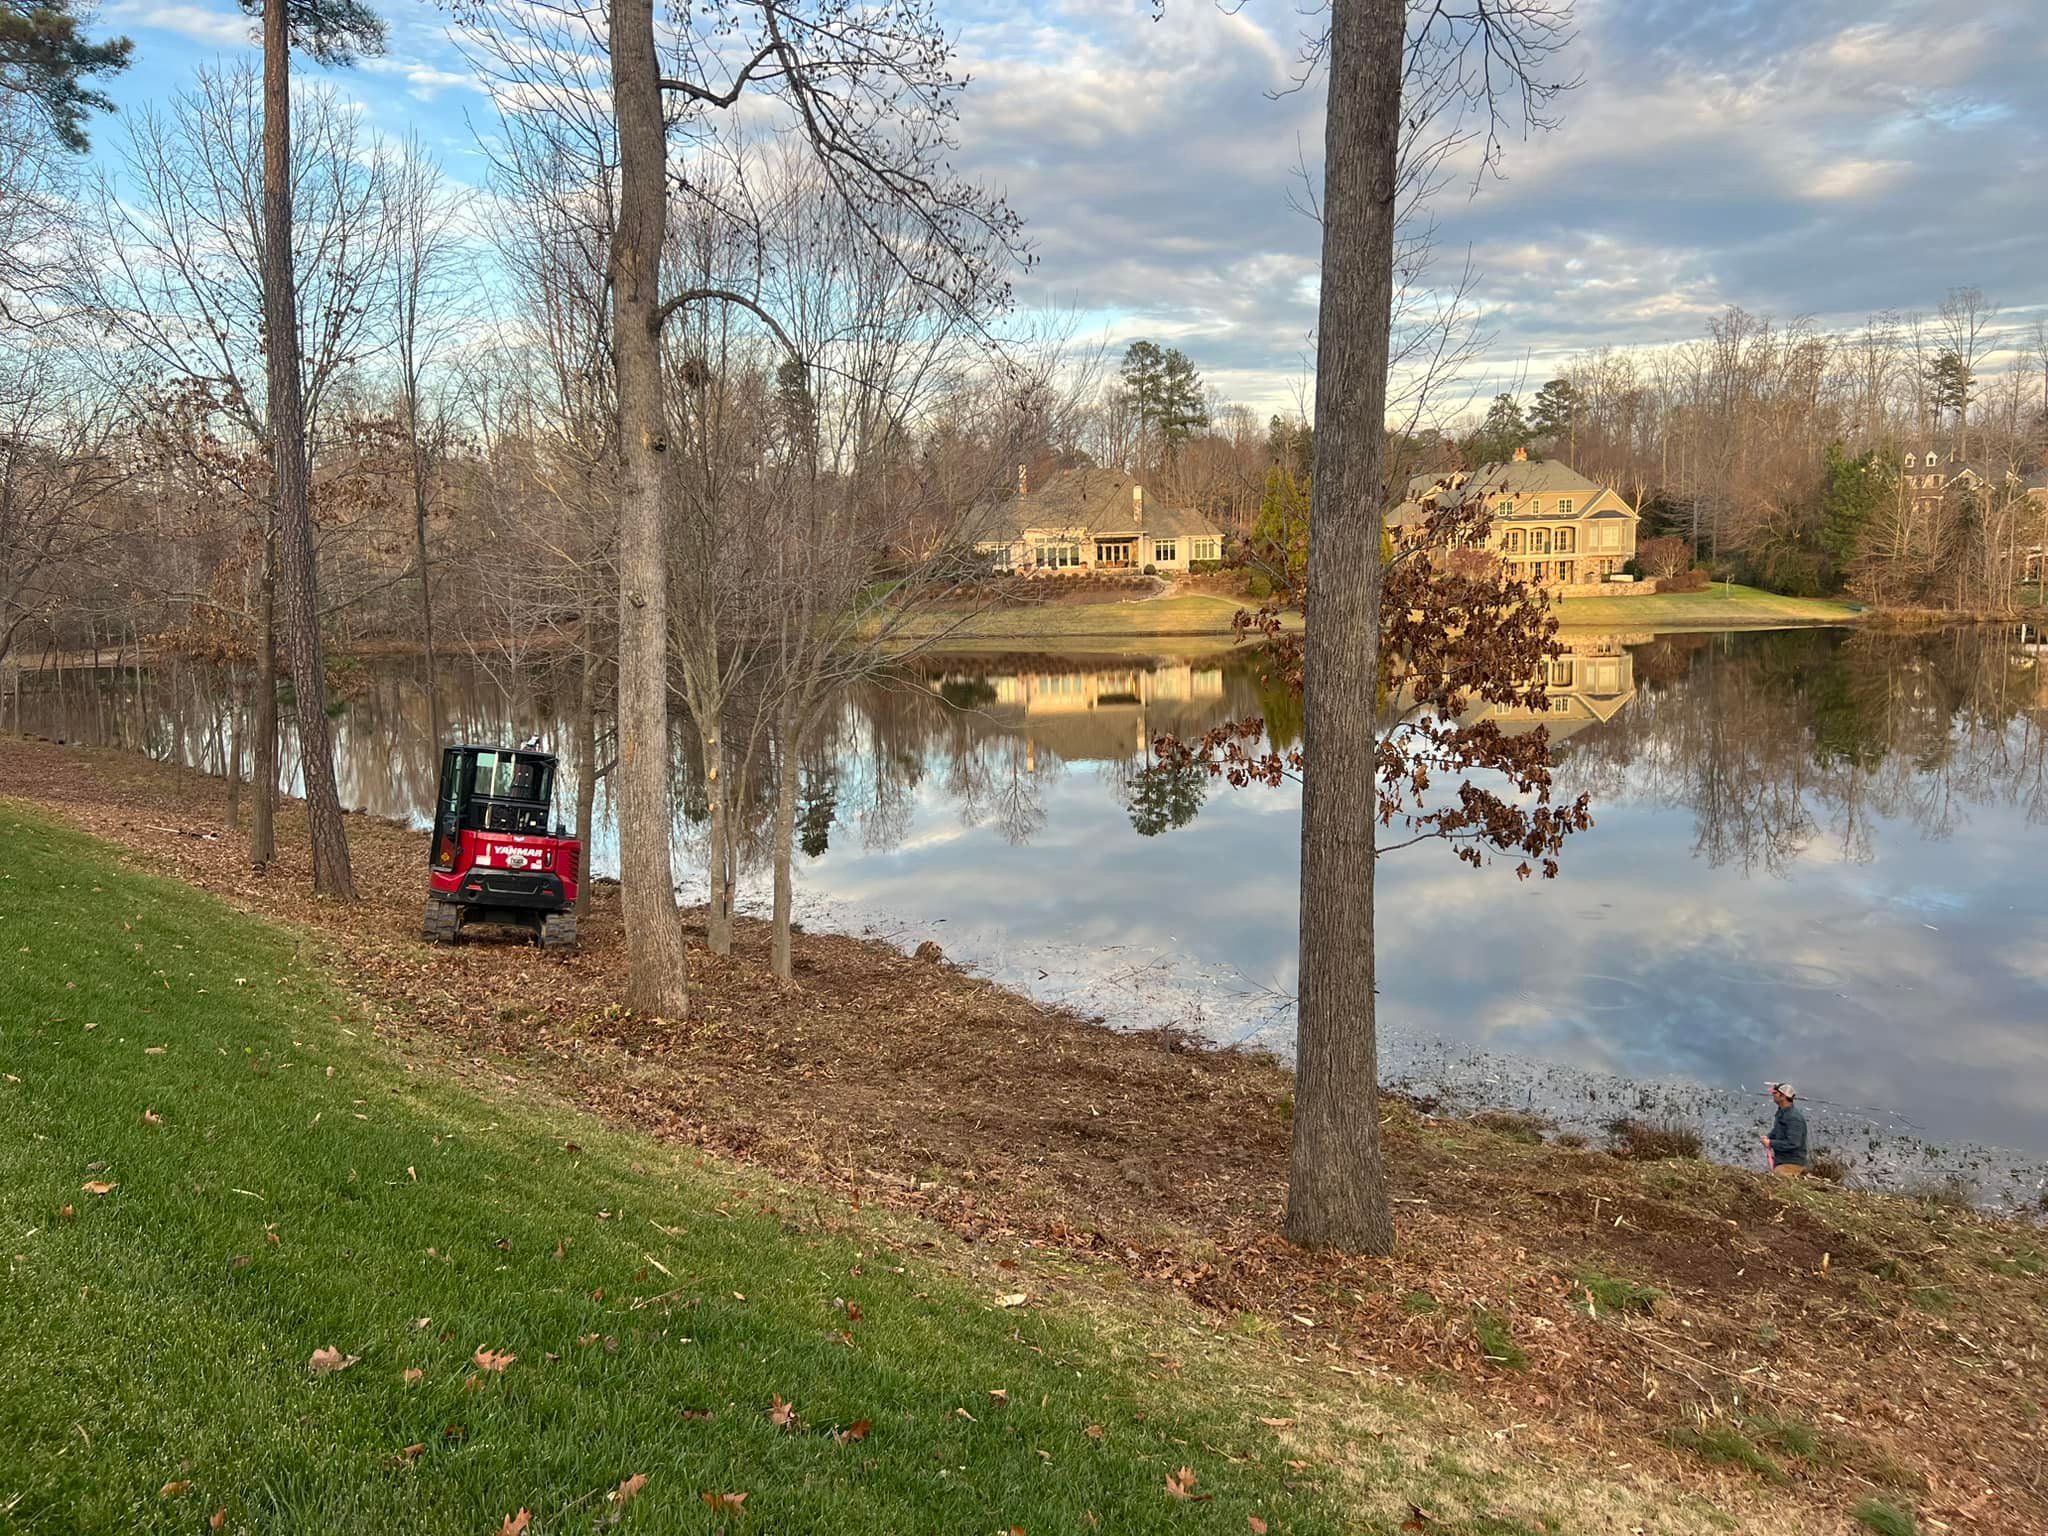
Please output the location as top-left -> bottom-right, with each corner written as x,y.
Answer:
1389,450 -> 1640,588
972,467 -> 1227,576
1900,448 -> 2048,579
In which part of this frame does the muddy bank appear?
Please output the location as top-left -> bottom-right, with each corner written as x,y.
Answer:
690,865 -> 2048,1216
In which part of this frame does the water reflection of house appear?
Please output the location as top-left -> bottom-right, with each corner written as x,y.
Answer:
932,662 -> 1227,764
1406,637 -> 1638,744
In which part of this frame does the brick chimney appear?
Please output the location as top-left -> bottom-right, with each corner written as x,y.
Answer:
1131,483 -> 1144,527
1512,445 -> 1528,462
1017,462 -> 1028,497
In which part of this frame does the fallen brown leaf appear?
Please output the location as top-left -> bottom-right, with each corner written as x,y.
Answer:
834,1418 -> 871,1446
472,1348 -> 516,1373
1249,1519 -> 1269,1535
611,1472 -> 648,1509
59,1204 -> 74,1220
988,1388 -> 1010,1407
1083,1424 -> 1105,1441
701,1492 -> 747,1512
1401,1504 -> 1438,1533
81,1181 -> 117,1196
142,1108 -> 162,1126
845,1300 -> 863,1322
209,1509 -> 226,1530
402,1368 -> 424,1387
1258,1417 -> 1295,1428
308,1346 -> 358,1375
996,1291 -> 1028,1308
769,1395 -> 799,1431
496,1511 -> 530,1536
399,1443 -> 425,1461
1164,1466 -> 1209,1503
159,1480 -> 192,1498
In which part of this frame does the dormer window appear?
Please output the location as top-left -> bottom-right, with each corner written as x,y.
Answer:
1924,452 -> 1938,468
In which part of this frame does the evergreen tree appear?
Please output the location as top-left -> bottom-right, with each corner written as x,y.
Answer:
0,0 -> 133,149
244,0 -> 386,899
1818,442 -> 1895,580
1251,464 -> 1311,590
1467,392 -> 1531,465
1118,339 -> 1208,457
1528,377 -> 1582,448
1926,349 -> 1972,436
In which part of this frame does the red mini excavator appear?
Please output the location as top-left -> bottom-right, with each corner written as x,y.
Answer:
421,743 -> 580,951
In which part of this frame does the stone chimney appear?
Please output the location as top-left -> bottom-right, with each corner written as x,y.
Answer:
1017,462 -> 1028,497
1512,445 -> 1529,462
1131,483 -> 1144,527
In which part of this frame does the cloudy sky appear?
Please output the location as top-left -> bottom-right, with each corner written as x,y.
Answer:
94,0 -> 2048,415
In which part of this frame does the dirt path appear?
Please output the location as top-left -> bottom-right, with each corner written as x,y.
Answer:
5,735 -> 2044,1533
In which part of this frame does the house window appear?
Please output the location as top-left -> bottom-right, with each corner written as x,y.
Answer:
1554,527 -> 1575,554
1925,452 -> 1938,467
1191,537 -> 1220,561
1494,499 -> 1514,519
988,544 -> 1013,570
1505,529 -> 1524,553
1094,539 -> 1135,568
1152,538 -> 1177,563
1548,658 -> 1575,688
1558,560 -> 1576,585
1032,539 -> 1080,569
1557,498 -> 1575,517
1530,528 -> 1551,555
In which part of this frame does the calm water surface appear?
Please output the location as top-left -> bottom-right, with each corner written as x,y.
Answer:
15,625 -> 2048,1182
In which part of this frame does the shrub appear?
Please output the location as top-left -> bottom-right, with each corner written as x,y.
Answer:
1661,566 -> 1711,593
1605,1117 -> 1703,1161
1469,1306 -> 1527,1370
1188,559 -> 1222,575
1142,562 -> 1157,575
1852,1498 -> 1918,1536
1246,571 -> 1273,599
1637,535 -> 1695,581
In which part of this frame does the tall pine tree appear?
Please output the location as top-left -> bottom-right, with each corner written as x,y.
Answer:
0,0 -> 132,149
243,0 -> 386,898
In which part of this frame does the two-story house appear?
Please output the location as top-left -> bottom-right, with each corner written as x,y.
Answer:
1900,448 -> 2048,579
972,467 -> 1227,577
1388,449 -> 1640,589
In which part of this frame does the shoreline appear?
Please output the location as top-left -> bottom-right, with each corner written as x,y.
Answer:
687,865 -> 2048,1216
8,735 -> 2048,1530
13,722 -> 2032,1217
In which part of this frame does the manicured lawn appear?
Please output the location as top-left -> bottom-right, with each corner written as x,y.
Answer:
1553,582 -> 1860,630
0,805 -> 1343,1535
897,592 -> 1292,643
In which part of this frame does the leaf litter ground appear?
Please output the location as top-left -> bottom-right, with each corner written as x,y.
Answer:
4,738 -> 2044,1534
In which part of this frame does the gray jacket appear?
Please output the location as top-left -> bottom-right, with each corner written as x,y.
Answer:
1767,1103 -> 1808,1166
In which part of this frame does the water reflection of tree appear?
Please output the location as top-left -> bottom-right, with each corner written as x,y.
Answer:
1559,626 -> 2048,874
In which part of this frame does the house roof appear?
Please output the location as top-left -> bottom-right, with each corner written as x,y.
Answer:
1392,458 -> 1624,526
974,467 -> 1225,544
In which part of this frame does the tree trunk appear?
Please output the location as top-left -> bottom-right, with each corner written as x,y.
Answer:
261,0 -> 355,899
250,527 -> 278,867
572,644 -> 598,920
769,700 -> 804,983
705,719 -> 732,957
608,0 -> 692,1016
1285,0 -> 1404,1257
225,663 -> 244,828
411,443 -> 443,750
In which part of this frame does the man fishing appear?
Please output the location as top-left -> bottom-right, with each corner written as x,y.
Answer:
1759,1082 -> 1808,1177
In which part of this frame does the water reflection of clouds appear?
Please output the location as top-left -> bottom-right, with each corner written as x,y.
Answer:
25,629 -> 2048,1168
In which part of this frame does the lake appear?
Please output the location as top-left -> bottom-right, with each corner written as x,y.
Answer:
12,624 -> 2048,1197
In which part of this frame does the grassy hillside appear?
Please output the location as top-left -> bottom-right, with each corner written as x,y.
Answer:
0,807 -> 1344,1535
1553,582 -> 1860,630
